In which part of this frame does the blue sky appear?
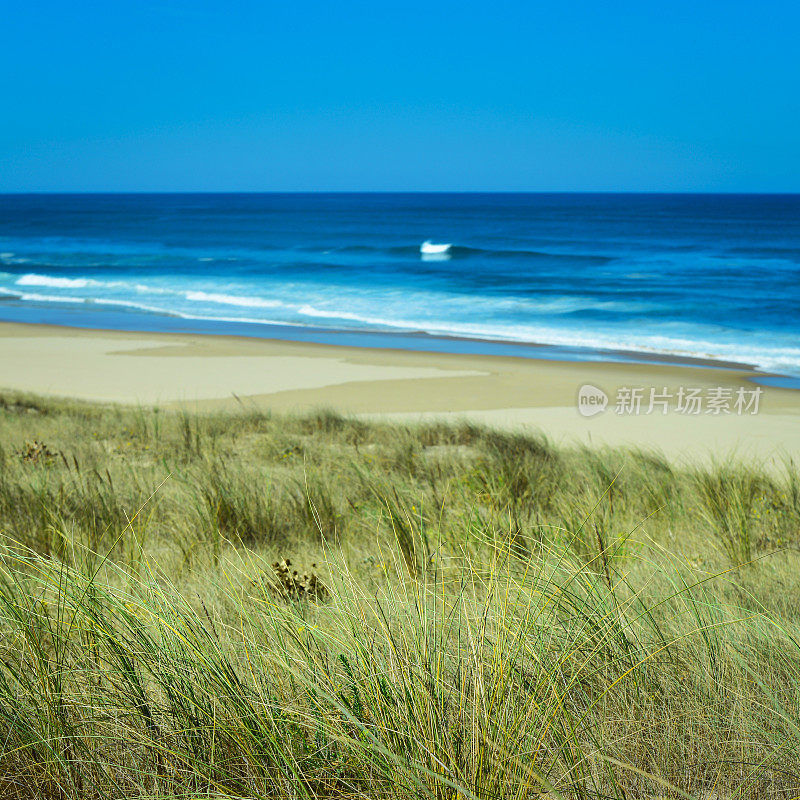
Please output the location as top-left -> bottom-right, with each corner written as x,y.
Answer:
1,1 -> 798,192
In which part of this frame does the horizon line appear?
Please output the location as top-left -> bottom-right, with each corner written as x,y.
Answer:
2,190 -> 800,196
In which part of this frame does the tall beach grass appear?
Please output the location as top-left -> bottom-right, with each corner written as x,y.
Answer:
0,393 -> 798,798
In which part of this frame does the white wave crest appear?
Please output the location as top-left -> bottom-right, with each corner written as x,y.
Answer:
97,299 -> 183,316
294,304 -> 800,373
19,292 -> 87,304
16,273 -> 130,290
185,291 -> 283,309
17,274 -> 97,289
135,284 -> 173,295
4,282 -> 799,376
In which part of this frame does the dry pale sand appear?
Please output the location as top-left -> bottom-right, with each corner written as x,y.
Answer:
1,321 -> 798,464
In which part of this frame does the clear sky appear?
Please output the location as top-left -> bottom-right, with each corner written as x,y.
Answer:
2,1 -> 798,192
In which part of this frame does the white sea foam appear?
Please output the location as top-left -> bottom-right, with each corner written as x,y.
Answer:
293,303 -> 800,373
185,291 -> 283,309
14,273 -> 132,290
15,292 -> 184,317
169,311 -> 305,327
19,293 -> 87,304
17,274 -> 97,289
134,283 -> 172,295
4,281 -> 799,375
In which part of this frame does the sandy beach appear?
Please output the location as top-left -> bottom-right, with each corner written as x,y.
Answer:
0,321 -> 798,464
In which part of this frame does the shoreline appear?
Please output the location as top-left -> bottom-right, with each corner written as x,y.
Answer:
1,319 -> 799,464
0,304 -> 791,382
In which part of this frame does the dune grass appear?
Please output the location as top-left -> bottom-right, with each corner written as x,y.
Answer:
0,392 -> 799,798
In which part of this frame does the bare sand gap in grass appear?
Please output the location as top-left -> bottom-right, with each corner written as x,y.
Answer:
0,320 -> 798,463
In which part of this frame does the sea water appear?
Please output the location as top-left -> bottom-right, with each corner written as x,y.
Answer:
0,193 -> 798,376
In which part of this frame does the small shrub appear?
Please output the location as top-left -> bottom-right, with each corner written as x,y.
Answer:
270,557 -> 328,601
17,440 -> 59,464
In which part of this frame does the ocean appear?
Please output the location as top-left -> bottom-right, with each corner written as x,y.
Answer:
0,193 -> 798,377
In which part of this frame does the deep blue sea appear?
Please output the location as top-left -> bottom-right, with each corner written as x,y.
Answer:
0,193 -> 798,376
